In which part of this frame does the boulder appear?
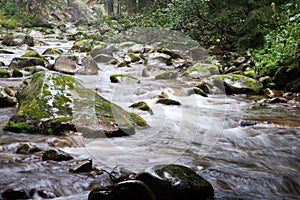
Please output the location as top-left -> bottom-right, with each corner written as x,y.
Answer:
0,86 -> 17,107
2,33 -> 34,46
42,48 -> 63,55
42,149 -> 74,161
71,39 -> 93,52
155,71 -> 178,80
136,164 -> 214,200
204,74 -> 263,94
4,71 -> 147,137
8,57 -> 47,69
53,54 -> 98,75
129,101 -> 153,115
0,69 -> 11,78
185,63 -> 219,79
273,67 -> 300,89
93,54 -> 114,63
90,43 -> 117,58
146,53 -> 172,68
16,143 -> 41,154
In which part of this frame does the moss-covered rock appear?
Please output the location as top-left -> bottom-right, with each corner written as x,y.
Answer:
8,57 -> 47,69
2,33 -> 34,46
42,48 -> 63,55
0,49 -> 14,54
185,63 -> 219,79
21,50 -> 44,59
136,164 -> 214,200
188,87 -> 208,97
124,53 -> 142,63
0,69 -> 11,78
129,101 -> 153,115
155,71 -> 178,80
0,86 -> 17,107
204,74 -> 263,94
71,39 -> 93,52
4,71 -> 147,137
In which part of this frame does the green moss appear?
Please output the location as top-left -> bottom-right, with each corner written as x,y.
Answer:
21,50 -> 44,59
244,69 -> 256,76
130,101 -> 153,114
4,121 -> 36,133
130,112 -> 149,127
0,69 -> 10,78
42,48 -> 63,55
155,71 -> 178,80
0,49 -> 14,54
188,64 -> 219,73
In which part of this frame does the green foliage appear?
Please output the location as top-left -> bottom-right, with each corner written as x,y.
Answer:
252,3 -> 300,76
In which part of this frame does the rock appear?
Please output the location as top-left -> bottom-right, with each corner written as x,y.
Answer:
0,61 -> 5,66
259,76 -> 272,86
42,47 -> 63,55
88,188 -> 110,200
90,43 -> 117,58
4,71 -> 147,137
53,54 -> 98,75
263,88 -> 283,98
156,98 -> 181,106
16,143 -> 41,154
0,69 -> 11,78
109,180 -> 157,200
69,158 -> 93,173
93,54 -> 114,63
71,39 -> 93,52
2,33 -> 34,46
155,71 -> 178,80
47,137 -> 78,148
186,63 -> 219,79
188,87 -> 208,97
146,53 -> 172,68
269,97 -> 288,103
12,69 -> 24,77
2,188 -> 31,200
204,74 -> 263,94
129,101 -> 153,114
0,49 -> 14,54
124,53 -> 142,63
110,74 -> 140,83
196,82 -> 209,94
42,149 -> 74,161
234,56 -> 246,65
0,86 -> 17,107
8,57 -> 47,69
286,78 -> 300,93
36,188 -> 57,199
136,164 -> 214,200
273,67 -> 299,89
156,47 -> 182,59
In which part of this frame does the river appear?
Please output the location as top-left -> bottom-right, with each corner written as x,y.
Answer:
0,27 -> 299,200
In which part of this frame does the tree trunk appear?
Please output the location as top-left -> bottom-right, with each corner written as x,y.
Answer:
127,0 -> 137,15
137,0 -> 151,13
108,0 -> 114,15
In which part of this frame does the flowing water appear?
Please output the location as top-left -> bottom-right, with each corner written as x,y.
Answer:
0,29 -> 299,200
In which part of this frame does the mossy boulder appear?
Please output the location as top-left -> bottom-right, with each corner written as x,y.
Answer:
204,74 -> 263,94
136,164 -> 214,200
4,71 -> 148,137
124,53 -> 142,63
2,33 -> 34,46
8,57 -> 47,69
71,39 -> 93,52
185,63 -> 219,79
130,101 -> 153,115
53,54 -> 98,75
155,71 -> 178,80
0,69 -> 11,78
42,48 -> 63,55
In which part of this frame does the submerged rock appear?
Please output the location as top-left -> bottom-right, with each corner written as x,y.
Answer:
53,54 -> 98,75
136,164 -> 214,200
69,158 -> 93,173
4,71 -> 147,137
204,74 -> 263,94
2,33 -> 34,46
42,149 -> 74,161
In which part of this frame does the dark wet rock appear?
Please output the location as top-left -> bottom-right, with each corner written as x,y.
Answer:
69,158 -> 93,173
93,54 -> 114,63
0,86 -> 17,107
71,39 -> 93,52
136,164 -> 214,200
273,67 -> 299,89
16,143 -> 41,154
110,180 -> 157,200
196,82 -> 210,94
4,71 -> 147,137
110,167 -> 136,183
155,71 -> 178,80
0,61 -> 5,66
286,78 -> 300,93
2,33 -> 34,46
185,63 -> 219,79
110,74 -> 140,83
54,54 -> 98,75
0,49 -> 14,54
0,69 -> 11,78
129,101 -> 153,115
8,57 -> 47,69
188,87 -> 208,97
12,69 -> 24,77
204,74 -> 263,94
42,47 -> 63,55
88,188 -> 110,200
42,149 -> 74,161
2,188 -> 32,200
156,98 -> 181,106
146,53 -> 172,68
36,188 -> 57,199
239,120 -> 271,127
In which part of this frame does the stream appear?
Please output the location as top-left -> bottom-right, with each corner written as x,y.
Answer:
0,27 -> 299,200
